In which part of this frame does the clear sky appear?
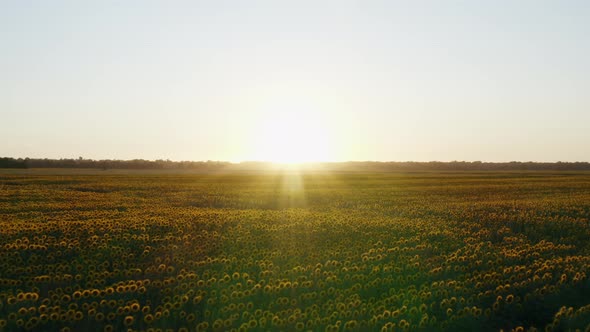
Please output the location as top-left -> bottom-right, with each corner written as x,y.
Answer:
1,1 -> 589,162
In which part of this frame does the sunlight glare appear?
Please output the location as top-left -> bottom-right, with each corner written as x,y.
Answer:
253,104 -> 332,163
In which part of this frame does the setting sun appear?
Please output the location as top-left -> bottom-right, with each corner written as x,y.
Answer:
251,105 -> 333,163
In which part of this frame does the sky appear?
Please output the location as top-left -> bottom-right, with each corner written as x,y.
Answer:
1,1 -> 589,162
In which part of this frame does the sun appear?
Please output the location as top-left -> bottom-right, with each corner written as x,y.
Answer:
252,105 -> 332,163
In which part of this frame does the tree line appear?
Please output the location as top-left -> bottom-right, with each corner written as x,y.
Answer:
1,157 -> 590,171
0,157 -> 230,170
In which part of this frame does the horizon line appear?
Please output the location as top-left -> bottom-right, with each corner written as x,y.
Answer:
2,156 -> 590,164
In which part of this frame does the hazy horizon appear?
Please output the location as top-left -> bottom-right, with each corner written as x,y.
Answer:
4,156 -> 590,165
2,1 -> 589,162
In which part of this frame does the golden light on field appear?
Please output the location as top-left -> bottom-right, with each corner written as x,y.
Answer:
251,103 -> 333,164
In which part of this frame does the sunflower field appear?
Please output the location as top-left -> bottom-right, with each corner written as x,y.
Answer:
1,170 -> 589,332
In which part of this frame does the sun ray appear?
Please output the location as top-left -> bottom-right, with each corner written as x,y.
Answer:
276,164 -> 307,209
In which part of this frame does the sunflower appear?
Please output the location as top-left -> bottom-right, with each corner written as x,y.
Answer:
144,314 -> 154,324
123,315 -> 134,326
95,312 -> 105,322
